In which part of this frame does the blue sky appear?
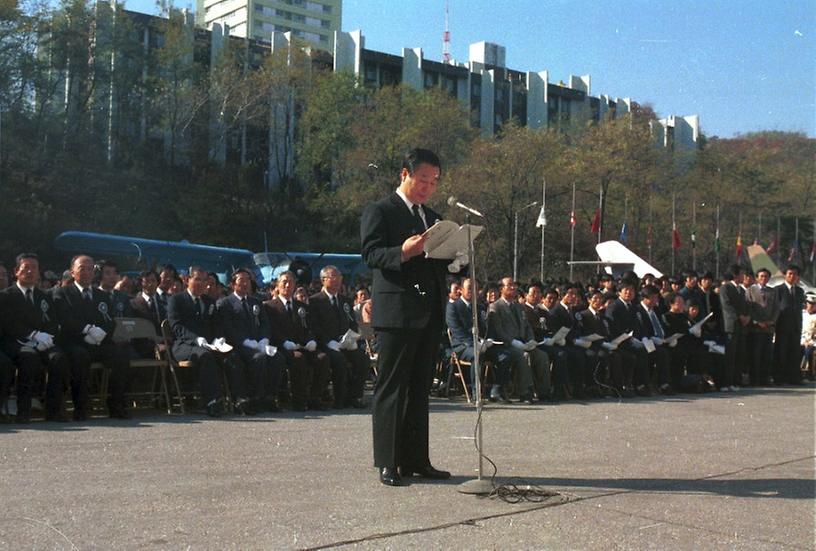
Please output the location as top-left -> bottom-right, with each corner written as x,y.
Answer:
125,0 -> 816,138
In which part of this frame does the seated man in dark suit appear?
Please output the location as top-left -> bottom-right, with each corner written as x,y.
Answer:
0,253 -> 71,422
487,277 -> 548,403
575,290 -> 635,397
264,270 -> 330,411
633,284 -> 675,394
167,265 -> 251,417
130,270 -> 166,332
218,268 -> 285,412
446,277 -> 513,402
546,283 -> 590,399
52,255 -> 133,420
95,259 -> 133,318
532,286 -> 571,399
309,265 -> 368,409
604,279 -> 651,396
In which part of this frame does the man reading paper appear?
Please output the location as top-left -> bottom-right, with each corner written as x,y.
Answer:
360,148 -> 456,487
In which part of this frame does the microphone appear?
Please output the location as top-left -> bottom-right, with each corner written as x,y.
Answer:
447,196 -> 484,218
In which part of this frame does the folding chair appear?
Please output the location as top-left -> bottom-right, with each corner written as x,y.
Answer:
446,329 -> 473,403
114,318 -> 184,414
160,320 -> 232,413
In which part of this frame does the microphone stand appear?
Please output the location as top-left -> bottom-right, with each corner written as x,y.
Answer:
458,212 -> 493,495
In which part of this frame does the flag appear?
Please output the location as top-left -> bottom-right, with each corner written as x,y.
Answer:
714,227 -> 720,253
810,242 -> 815,263
736,234 -> 743,260
535,205 -> 547,228
590,209 -> 601,234
619,221 -> 628,244
788,242 -> 797,263
672,224 -> 681,250
691,227 -> 696,248
766,235 -> 778,254
569,210 -> 576,228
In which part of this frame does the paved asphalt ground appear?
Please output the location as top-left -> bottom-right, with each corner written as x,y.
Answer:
1,385 -> 814,550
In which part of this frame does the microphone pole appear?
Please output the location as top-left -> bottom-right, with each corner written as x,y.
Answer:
458,211 -> 493,495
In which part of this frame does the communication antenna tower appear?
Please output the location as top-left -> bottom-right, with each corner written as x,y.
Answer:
442,1 -> 452,63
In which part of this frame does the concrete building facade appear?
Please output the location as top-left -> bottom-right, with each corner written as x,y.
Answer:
196,0 -> 341,51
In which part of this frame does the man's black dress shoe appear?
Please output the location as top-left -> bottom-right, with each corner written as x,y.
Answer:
379,467 -> 403,486
401,464 -> 451,479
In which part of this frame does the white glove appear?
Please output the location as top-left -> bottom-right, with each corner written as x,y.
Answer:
327,340 -> 342,352
196,337 -> 208,347
243,339 -> 259,350
258,338 -> 270,350
447,251 -> 470,273
283,340 -> 298,351
511,339 -> 525,350
555,338 -> 567,347
478,339 -> 488,354
651,337 -> 664,346
264,344 -> 278,357
88,326 -> 107,343
304,340 -> 317,352
690,326 -> 702,338
346,340 -> 358,351
703,340 -> 715,347
485,338 -> 497,348
524,339 -> 538,351
601,342 -> 618,351
668,339 -> 678,348
574,338 -> 591,349
84,334 -> 100,346
541,337 -> 554,347
33,332 -> 55,350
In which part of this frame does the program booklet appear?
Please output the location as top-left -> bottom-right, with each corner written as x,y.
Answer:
422,220 -> 484,259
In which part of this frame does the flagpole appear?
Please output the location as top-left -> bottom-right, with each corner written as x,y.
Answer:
648,195 -> 653,264
738,211 -> 742,264
540,177 -> 546,282
691,197 -> 697,271
776,215 -> 782,266
715,203 -> 720,280
597,183 -> 603,245
758,212 -> 762,244
794,216 -> 800,264
671,192 -> 676,275
569,183 -> 576,280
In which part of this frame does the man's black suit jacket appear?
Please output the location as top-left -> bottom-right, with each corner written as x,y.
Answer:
167,292 -> 222,349
776,284 -> 805,333
0,285 -> 61,355
445,297 -> 486,354
52,284 -> 116,346
309,290 -> 359,347
604,298 -> 638,339
264,297 -> 316,346
360,192 -> 448,330
130,293 -> 166,333
217,293 -> 270,347
548,302 -> 580,344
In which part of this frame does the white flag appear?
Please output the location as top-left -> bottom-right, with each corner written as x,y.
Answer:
535,205 -> 547,228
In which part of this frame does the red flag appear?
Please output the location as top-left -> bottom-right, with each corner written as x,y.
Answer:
590,209 -> 600,234
810,242 -> 815,263
736,234 -> 743,260
569,211 -> 576,228
672,227 -> 681,250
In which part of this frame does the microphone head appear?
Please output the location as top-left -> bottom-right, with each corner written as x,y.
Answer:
447,195 -> 458,207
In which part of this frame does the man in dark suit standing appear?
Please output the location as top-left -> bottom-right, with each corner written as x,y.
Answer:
167,266 -> 250,417
719,265 -> 750,392
218,268 -> 285,412
360,148 -> 452,486
0,253 -> 71,422
52,255 -> 132,420
309,265 -> 368,409
774,265 -> 806,385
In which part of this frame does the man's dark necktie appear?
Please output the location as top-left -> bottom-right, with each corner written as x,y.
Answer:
412,204 -> 426,233
195,297 -> 203,316
83,289 -> 92,303
25,288 -> 34,307
241,297 -> 251,319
